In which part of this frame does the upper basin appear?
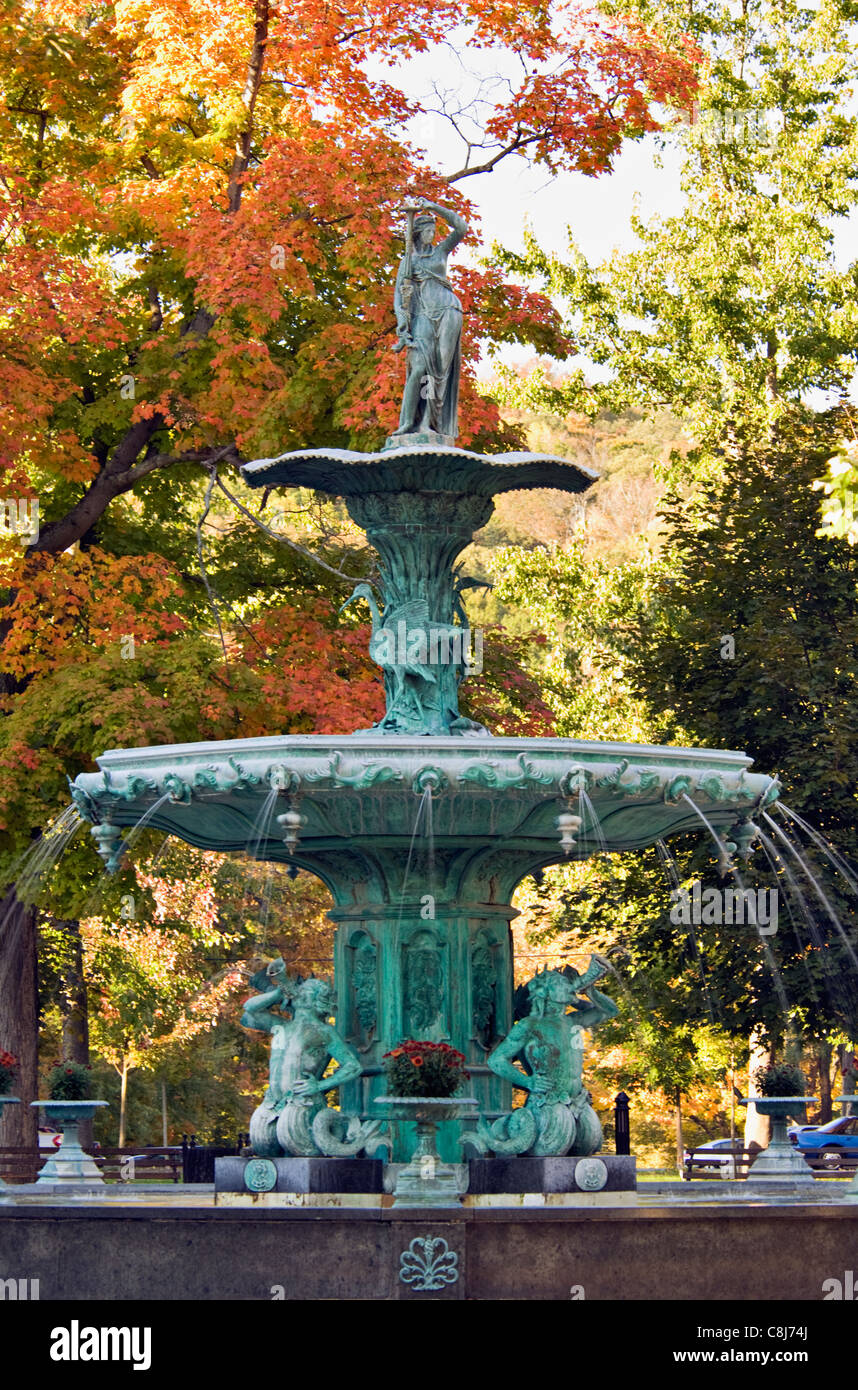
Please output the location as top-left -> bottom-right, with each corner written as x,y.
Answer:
70,733 -> 778,860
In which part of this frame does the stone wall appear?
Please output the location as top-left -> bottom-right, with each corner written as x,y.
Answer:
1,1204 -> 856,1300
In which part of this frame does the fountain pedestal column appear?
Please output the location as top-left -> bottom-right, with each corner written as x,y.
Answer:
30,1101 -> 108,1191
330,888 -> 515,1162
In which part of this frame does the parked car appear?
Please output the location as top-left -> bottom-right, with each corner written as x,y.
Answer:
788,1114 -> 858,1168
683,1137 -> 748,1173
37,1127 -> 61,1150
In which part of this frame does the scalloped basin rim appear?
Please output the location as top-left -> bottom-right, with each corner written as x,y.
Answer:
374,1096 -> 479,1104
738,1097 -> 819,1105
244,446 -> 599,475
90,734 -> 756,766
32,1100 -> 109,1108
73,735 -> 777,861
240,446 -> 599,498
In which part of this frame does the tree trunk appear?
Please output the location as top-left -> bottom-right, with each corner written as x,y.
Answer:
57,918 -> 93,1148
0,888 -> 39,1165
839,1044 -> 856,1114
118,1056 -> 129,1148
815,1040 -> 832,1122
674,1085 -> 683,1168
743,1029 -> 772,1150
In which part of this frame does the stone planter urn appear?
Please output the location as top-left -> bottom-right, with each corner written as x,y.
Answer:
375,1097 -> 477,1206
30,1101 -> 108,1189
0,1097 -> 20,1197
739,1096 -> 819,1181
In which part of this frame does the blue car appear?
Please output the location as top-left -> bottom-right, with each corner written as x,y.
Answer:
788,1114 -> 858,1168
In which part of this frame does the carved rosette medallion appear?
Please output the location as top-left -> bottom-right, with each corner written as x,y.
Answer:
574,1157 -> 608,1191
244,1158 -> 278,1192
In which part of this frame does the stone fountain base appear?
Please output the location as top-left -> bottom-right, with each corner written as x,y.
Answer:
213,1153 -> 637,1200
215,1156 -> 385,1195
2,1199 -> 857,1299
467,1155 -> 636,1195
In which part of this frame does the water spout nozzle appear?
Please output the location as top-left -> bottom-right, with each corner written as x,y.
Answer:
556,809 -> 583,856
269,765 -> 300,794
91,821 -> 126,875
276,807 -> 306,855
413,769 -> 442,795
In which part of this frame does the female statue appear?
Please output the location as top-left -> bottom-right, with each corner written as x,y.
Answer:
390,196 -> 468,443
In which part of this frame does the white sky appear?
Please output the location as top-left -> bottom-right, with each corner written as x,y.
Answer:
375,40 -> 857,395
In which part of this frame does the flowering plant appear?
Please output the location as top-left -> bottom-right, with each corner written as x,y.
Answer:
754,1062 -> 806,1098
0,1050 -> 18,1096
382,1040 -> 468,1098
47,1060 -> 92,1101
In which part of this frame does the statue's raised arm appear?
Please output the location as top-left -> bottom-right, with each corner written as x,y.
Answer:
388,195 -> 468,449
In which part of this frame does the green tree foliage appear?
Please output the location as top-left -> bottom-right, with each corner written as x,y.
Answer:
490,0 -> 858,452
504,412 -> 858,1062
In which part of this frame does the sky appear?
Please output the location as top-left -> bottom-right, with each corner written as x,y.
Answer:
376,37 -> 858,396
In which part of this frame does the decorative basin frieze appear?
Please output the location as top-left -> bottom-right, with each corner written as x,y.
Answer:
70,734 -> 778,865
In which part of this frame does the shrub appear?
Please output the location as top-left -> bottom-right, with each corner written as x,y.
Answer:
0,1050 -> 18,1096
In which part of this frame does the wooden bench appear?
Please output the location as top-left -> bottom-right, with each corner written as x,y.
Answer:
802,1150 -> 858,1176
684,1144 -> 858,1178
682,1146 -> 761,1179
0,1145 -> 182,1184
92,1147 -> 182,1183
0,1146 -> 42,1184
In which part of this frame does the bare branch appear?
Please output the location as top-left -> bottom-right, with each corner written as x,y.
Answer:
212,471 -> 374,586
445,130 -> 544,183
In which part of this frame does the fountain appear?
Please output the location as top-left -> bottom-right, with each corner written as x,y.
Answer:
65,196 -> 781,1193
3,199 -> 856,1306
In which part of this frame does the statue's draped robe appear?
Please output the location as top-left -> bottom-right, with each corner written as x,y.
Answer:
395,235 -> 462,437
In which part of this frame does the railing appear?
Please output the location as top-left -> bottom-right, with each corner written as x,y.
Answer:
181,1133 -> 249,1183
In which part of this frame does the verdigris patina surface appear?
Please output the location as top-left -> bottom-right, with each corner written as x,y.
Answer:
69,202 -> 782,1166
241,965 -> 384,1158
388,196 -> 467,448
470,961 -> 618,1157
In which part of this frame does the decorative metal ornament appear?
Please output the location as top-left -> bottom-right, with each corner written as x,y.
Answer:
399,1235 -> 459,1291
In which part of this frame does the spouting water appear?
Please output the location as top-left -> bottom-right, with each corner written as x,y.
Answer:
121,792 -> 174,854
655,837 -> 717,1025
762,811 -> 858,977
776,803 -> 858,897
247,788 -> 279,861
755,828 -> 824,1007
579,790 -> 607,855
395,786 -> 434,935
679,794 -> 791,1016
12,805 -> 86,906
424,784 -> 435,890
